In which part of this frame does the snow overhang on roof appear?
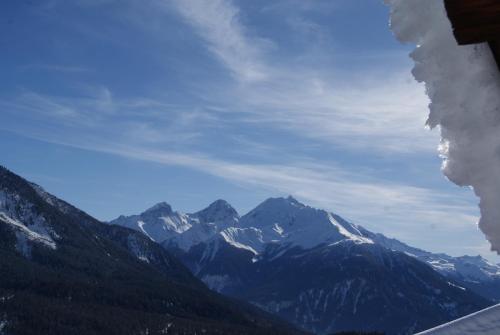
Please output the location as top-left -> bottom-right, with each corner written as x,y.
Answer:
444,0 -> 500,69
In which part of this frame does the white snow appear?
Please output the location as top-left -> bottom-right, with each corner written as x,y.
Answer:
0,190 -> 57,255
328,213 -> 373,245
126,235 -> 152,263
169,200 -> 239,251
109,203 -> 192,243
236,197 -> 373,253
111,200 -> 240,249
273,223 -> 284,235
362,227 -> 500,283
385,0 -> 500,252
428,259 -> 456,273
137,221 -> 154,241
171,221 -> 216,251
113,197 -> 460,264
112,197 -> 376,257
447,282 -> 465,291
220,227 -> 262,255
416,304 -> 500,334
159,215 -> 192,234
198,197 -> 373,255
113,196 -> 500,285
0,213 -> 56,250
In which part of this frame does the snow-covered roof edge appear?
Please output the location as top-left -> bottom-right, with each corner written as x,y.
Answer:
416,303 -> 500,334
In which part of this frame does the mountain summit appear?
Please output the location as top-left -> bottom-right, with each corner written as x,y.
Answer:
109,201 -> 192,242
141,201 -> 173,215
239,196 -> 372,250
194,199 -> 240,223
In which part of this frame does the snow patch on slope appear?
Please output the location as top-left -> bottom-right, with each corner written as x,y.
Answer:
126,234 -> 152,263
159,215 -> 192,234
0,191 -> 57,255
0,213 -> 57,255
171,221 -> 218,251
220,227 -> 262,255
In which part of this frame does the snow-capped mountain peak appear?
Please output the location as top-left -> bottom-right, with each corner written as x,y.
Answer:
167,200 -> 240,251
192,199 -> 239,223
109,202 -> 191,243
141,202 -> 173,215
111,196 -> 374,254
238,196 -> 372,251
241,196 -> 306,225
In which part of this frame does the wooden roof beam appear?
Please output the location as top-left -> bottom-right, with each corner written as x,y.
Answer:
444,0 -> 500,70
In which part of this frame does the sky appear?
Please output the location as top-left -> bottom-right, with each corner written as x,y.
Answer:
0,0 -> 496,261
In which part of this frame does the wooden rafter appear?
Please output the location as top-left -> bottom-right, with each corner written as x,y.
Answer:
444,0 -> 500,69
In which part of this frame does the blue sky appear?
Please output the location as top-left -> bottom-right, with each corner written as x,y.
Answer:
0,0 -> 495,260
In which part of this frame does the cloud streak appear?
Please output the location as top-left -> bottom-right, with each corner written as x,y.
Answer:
166,0 -> 436,153
169,0 -> 270,82
228,70 -> 436,153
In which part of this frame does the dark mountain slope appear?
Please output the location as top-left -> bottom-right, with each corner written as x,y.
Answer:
172,238 -> 490,334
0,166 -> 304,335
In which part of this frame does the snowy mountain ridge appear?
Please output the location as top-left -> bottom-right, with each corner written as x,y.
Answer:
359,227 -> 500,284
110,202 -> 193,242
110,196 -> 373,256
110,196 -> 500,284
238,196 -> 372,251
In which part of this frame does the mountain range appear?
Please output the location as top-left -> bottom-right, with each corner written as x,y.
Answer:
110,196 -> 499,334
0,164 -> 496,335
0,166 -> 304,335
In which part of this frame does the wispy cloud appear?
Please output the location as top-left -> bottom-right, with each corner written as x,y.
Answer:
0,88 -> 216,146
227,70 -> 436,153
164,0 -> 436,153
29,0 -> 435,154
168,0 -> 271,82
